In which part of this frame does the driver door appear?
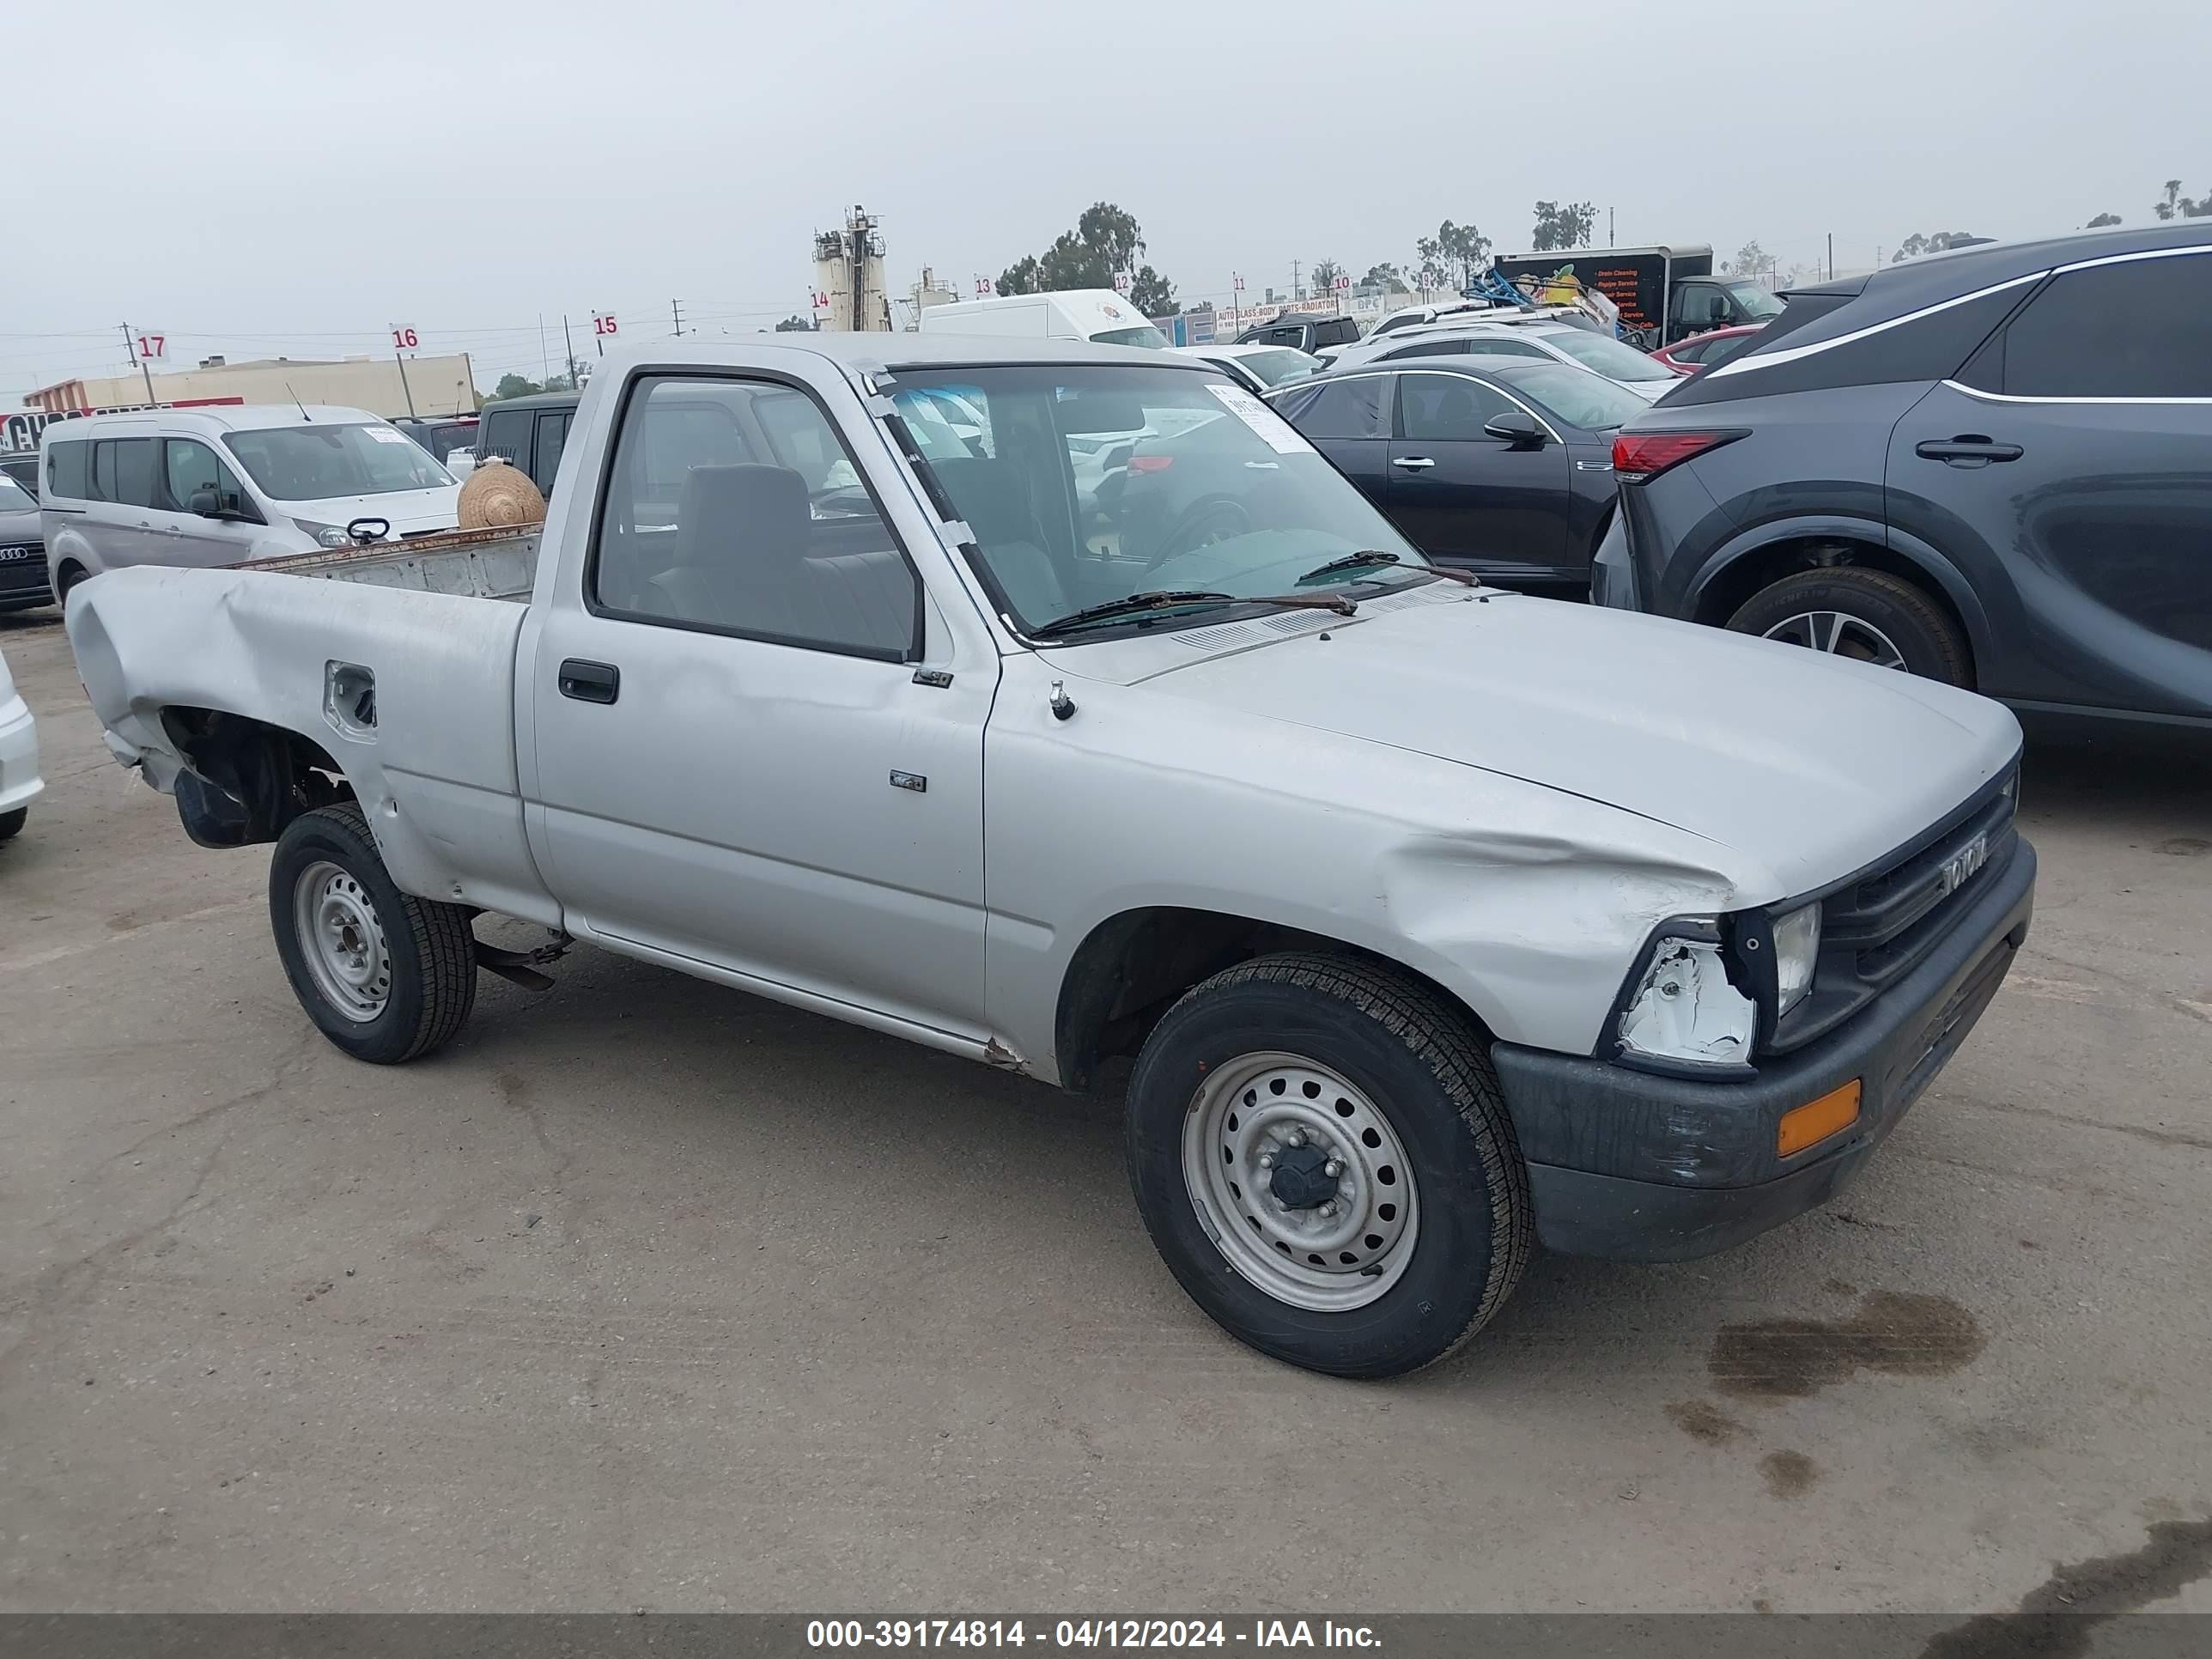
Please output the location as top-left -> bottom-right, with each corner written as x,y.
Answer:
1386,370 -> 1572,580
154,437 -> 266,567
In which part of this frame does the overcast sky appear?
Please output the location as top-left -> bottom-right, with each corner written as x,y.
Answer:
8,0 -> 2205,400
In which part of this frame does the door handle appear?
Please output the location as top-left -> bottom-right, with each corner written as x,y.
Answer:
557,659 -> 620,704
1916,436 -> 2022,465
1392,456 -> 1437,471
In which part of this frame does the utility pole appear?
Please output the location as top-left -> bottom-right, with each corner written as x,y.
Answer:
1291,259 -> 1301,301
394,347 -> 418,419
671,299 -> 684,337
120,324 -> 155,403
1826,232 -> 1834,281
1609,205 -> 1615,244
562,315 -> 578,387
538,314 -> 550,383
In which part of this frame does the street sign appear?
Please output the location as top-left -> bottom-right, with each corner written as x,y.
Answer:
811,290 -> 832,313
1113,270 -> 1133,296
132,331 -> 168,363
1334,273 -> 1352,291
391,325 -> 419,350
975,276 -> 996,297
592,312 -> 618,337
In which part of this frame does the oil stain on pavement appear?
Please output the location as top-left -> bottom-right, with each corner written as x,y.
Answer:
1916,1514 -> 2212,1659
1709,1289 -> 1986,1400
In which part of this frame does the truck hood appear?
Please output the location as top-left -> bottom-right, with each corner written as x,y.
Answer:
1058,589 -> 2021,900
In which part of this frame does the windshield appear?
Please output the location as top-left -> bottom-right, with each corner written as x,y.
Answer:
1725,281 -> 1786,319
0,473 -> 32,512
1502,365 -> 1655,433
1090,325 -> 1170,349
890,364 -> 1427,637
1539,329 -> 1676,381
1238,348 -> 1323,386
222,422 -> 454,501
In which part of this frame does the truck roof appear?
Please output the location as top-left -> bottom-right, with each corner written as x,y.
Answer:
1495,246 -> 1713,263
595,332 -> 1202,374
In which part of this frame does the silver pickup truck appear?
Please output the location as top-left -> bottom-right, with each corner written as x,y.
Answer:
66,336 -> 2035,1377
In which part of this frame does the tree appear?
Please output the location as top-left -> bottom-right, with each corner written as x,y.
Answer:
996,203 -> 1179,308
1309,258 -> 1344,298
1437,222 -> 1491,289
1361,261 -> 1407,293
1724,240 -> 1770,277
2086,211 -> 2122,228
2154,179 -> 2209,219
1530,200 -> 1596,252
1413,235 -> 1447,294
774,314 -> 816,331
491,373 -> 542,400
1129,266 -> 1176,317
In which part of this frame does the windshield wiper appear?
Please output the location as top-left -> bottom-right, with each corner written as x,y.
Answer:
1030,588 -> 1357,640
1297,550 -> 1401,585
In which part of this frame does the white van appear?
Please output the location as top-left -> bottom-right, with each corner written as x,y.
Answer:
40,405 -> 462,600
916,289 -> 1168,349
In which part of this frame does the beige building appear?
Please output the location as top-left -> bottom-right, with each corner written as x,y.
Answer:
26,353 -> 476,420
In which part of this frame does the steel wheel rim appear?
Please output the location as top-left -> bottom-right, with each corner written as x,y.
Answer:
293,860 -> 392,1023
1181,1051 -> 1419,1312
1762,610 -> 1907,670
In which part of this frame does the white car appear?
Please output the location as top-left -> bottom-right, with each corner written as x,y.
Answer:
1169,342 -> 1326,392
40,404 -> 462,600
0,645 -> 41,842
1334,318 -> 1681,399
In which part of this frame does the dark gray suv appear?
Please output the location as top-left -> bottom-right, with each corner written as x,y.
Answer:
1595,223 -> 2212,729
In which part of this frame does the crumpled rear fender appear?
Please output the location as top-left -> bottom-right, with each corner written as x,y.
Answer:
67,566 -> 560,927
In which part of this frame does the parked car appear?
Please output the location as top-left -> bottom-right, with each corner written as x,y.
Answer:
1169,342 -> 1325,392
392,415 -> 479,465
0,471 -> 50,613
1234,313 -> 1364,359
1264,360 -> 1650,590
69,334 -> 2035,1379
471,392 -> 578,500
1332,318 -> 1679,398
1649,324 -> 1766,375
1360,300 -> 1498,343
919,289 -> 1168,349
1598,222 -> 2212,726
0,644 -> 40,842
40,405 -> 460,602
1493,245 -> 1783,347
1,453 -> 40,499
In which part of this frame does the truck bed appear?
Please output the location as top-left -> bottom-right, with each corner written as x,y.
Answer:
247,524 -> 541,601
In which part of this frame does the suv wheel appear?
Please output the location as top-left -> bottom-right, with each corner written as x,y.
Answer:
1727,567 -> 1972,686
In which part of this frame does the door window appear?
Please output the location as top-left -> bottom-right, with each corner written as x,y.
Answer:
1986,252 -> 2212,398
1674,284 -> 1735,330
1397,374 -> 1517,441
92,437 -> 159,506
592,374 -> 917,659
481,407 -> 532,465
532,410 -> 571,494
47,440 -> 90,499
162,438 -> 256,516
1458,338 -> 1550,361
1284,376 -> 1391,440
1382,338 -> 1468,360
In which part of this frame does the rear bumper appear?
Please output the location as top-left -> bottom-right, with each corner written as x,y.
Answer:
1492,836 -> 2036,1262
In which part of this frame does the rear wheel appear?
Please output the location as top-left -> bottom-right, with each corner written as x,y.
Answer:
1125,952 -> 1530,1379
1726,566 -> 1971,686
269,804 -> 478,1063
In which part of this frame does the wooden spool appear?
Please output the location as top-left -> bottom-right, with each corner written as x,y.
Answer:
457,457 -> 547,530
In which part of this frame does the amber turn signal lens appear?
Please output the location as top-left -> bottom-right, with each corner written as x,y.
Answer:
1778,1080 -> 1863,1157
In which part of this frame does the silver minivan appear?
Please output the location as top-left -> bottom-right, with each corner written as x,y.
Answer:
41,404 -> 461,601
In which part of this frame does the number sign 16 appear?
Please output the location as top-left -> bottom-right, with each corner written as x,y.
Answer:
392,325 -> 420,350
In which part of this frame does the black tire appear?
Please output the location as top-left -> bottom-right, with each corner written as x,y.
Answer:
1725,566 -> 1972,686
54,563 -> 88,604
1125,951 -> 1532,1379
0,807 -> 24,842
268,803 -> 477,1064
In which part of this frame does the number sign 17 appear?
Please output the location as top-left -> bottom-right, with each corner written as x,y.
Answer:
134,332 -> 167,363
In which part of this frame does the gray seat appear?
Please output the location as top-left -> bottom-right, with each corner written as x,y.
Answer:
648,463 -> 915,655
928,455 -> 1068,622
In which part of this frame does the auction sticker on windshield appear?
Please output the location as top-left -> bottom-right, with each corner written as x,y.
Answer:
1204,383 -> 1313,456
366,427 -> 410,444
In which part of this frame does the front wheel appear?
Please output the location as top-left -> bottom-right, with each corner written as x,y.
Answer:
269,803 -> 478,1063
1125,952 -> 1531,1378
0,807 -> 24,842
1726,566 -> 1971,686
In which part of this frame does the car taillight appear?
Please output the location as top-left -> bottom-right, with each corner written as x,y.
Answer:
1127,455 -> 1175,474
1612,430 -> 1744,483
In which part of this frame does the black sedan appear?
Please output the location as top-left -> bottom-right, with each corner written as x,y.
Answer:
1263,360 -> 1651,592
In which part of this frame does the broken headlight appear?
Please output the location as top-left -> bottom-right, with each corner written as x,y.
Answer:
1771,902 -> 1822,1016
1614,924 -> 1755,1073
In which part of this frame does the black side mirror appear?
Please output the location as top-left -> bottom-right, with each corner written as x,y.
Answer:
188,488 -> 223,517
1483,411 -> 1545,447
